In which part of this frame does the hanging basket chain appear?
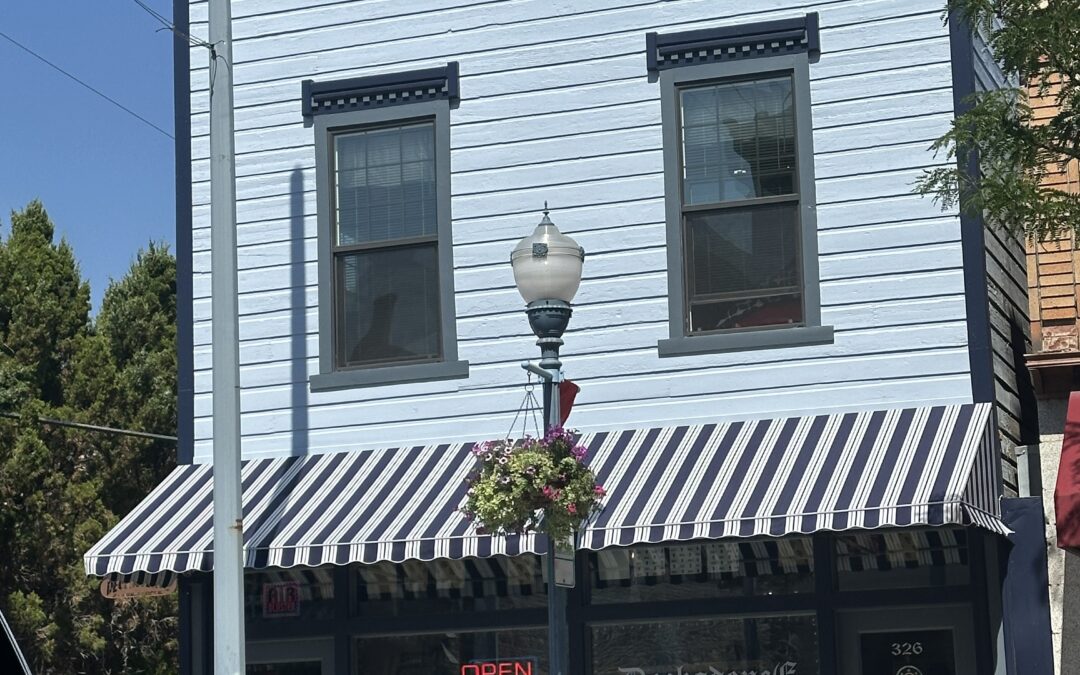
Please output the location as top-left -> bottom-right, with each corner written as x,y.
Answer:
507,373 -> 544,441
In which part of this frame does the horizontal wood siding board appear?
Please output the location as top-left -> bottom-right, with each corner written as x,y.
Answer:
192,376 -> 975,460
193,350 -> 971,429
191,296 -> 970,375
187,0 -> 978,457
969,27 -> 1034,450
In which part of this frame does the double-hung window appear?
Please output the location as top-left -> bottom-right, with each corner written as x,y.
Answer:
306,64 -> 468,390
651,16 -> 834,356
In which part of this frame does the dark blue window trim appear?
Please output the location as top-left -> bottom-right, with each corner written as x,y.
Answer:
646,13 -> 819,73
174,0 -> 193,467
302,62 -> 460,118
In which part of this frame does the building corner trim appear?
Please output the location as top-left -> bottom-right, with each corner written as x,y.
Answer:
174,0 -> 194,467
949,14 -> 994,405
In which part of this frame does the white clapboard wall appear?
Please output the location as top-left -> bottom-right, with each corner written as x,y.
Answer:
184,0 -> 980,461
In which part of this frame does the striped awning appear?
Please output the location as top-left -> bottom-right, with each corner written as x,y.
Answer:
85,402 -> 1006,577
578,402 -> 1008,549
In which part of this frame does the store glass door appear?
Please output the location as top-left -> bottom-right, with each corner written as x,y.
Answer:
838,606 -> 975,675
247,638 -> 334,675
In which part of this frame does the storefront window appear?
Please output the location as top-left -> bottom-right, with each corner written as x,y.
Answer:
835,529 -> 969,590
244,568 -> 335,621
354,628 -> 547,674
351,555 -> 546,616
590,538 -> 814,603
592,615 -> 816,675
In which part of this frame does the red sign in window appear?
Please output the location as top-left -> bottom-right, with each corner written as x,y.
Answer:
261,581 -> 301,618
460,660 -> 535,675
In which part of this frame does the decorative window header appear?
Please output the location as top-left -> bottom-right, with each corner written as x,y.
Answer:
646,13 -> 820,73
302,62 -> 460,117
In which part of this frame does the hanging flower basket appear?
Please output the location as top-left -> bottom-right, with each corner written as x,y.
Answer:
460,427 -> 605,542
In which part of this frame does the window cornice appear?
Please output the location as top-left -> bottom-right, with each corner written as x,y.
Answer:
646,13 -> 820,73
302,62 -> 460,118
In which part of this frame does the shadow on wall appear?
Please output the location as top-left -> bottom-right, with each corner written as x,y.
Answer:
291,167 -> 309,456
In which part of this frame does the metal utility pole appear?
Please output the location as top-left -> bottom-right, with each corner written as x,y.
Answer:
208,0 -> 245,672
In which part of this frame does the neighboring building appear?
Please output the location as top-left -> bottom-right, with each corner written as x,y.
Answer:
1024,72 -> 1080,675
85,2 -> 1052,674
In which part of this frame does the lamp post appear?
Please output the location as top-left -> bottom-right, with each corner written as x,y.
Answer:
510,205 -> 584,675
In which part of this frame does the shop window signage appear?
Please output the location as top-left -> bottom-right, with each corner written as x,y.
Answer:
460,658 -> 536,675
261,581 -> 301,618
860,629 -> 955,675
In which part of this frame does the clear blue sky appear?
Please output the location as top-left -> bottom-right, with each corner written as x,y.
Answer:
0,0 -> 175,312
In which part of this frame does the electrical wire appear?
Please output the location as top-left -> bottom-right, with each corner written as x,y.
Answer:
0,30 -> 174,140
131,0 -> 215,50
0,411 -> 177,442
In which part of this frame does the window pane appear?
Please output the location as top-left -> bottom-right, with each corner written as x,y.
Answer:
590,538 -> 813,603
338,245 -> 441,367
681,76 -> 796,204
592,615 -> 818,675
351,555 -> 546,616
355,630 -> 547,675
243,568 -> 335,622
836,529 -> 971,590
686,203 -> 802,332
335,122 -> 437,245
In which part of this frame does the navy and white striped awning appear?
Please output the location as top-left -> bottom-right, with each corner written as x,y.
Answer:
578,402 -> 1008,549
85,402 -> 1006,577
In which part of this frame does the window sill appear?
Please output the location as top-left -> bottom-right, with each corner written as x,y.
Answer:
309,359 -> 469,391
657,325 -> 834,357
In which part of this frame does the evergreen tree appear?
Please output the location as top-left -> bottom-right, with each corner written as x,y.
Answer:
0,201 -> 178,674
916,0 -> 1080,238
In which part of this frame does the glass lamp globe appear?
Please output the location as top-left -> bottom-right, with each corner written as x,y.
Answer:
510,208 -> 585,305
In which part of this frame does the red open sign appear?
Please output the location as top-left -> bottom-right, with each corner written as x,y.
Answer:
460,660 -> 534,675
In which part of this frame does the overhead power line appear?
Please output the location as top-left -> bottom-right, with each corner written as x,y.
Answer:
131,0 -> 216,50
0,29 -> 174,140
0,411 -> 178,442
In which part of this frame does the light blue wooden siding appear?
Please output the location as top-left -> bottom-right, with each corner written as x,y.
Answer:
186,0 -> 974,462
973,28 -> 1029,493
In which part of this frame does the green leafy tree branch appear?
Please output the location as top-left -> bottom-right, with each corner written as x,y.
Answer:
916,0 -> 1080,239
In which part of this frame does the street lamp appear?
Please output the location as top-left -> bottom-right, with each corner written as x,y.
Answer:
510,204 -> 584,675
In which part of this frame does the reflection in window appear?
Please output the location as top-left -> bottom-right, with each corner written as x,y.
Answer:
592,615 -> 817,675
590,538 -> 813,603
681,77 -> 796,204
836,529 -> 970,590
355,629 -> 547,675
332,122 -> 442,368
352,555 -> 546,616
678,75 -> 803,334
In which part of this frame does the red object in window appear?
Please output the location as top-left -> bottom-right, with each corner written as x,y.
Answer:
460,660 -> 534,675
1056,391 -> 1080,550
559,380 -> 580,426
